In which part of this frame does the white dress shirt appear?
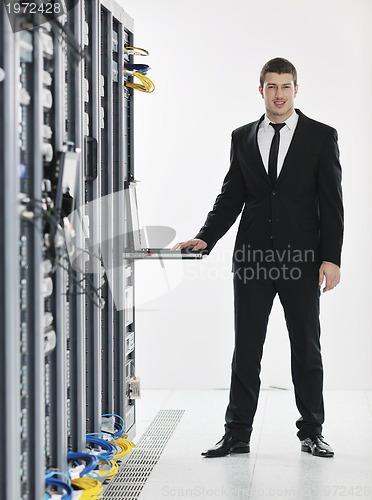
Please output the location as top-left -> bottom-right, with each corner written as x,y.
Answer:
257,110 -> 299,176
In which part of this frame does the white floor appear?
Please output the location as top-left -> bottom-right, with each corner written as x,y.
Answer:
131,389 -> 372,500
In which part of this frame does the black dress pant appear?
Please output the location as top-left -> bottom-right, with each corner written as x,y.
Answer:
224,271 -> 324,442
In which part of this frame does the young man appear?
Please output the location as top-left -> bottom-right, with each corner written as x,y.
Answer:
173,58 -> 344,458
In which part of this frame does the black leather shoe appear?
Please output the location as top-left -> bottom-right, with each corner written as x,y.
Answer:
201,435 -> 250,458
301,435 -> 334,457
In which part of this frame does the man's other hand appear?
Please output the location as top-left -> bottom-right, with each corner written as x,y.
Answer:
171,239 -> 208,252
318,261 -> 341,292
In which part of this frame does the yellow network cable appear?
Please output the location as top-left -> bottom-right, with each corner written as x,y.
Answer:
95,459 -> 119,480
112,437 -> 136,460
124,45 -> 149,56
71,477 -> 103,499
124,71 -> 155,93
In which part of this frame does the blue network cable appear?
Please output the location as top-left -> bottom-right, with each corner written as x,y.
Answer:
86,433 -> 117,460
67,451 -> 99,477
125,63 -> 150,75
45,471 -> 73,500
101,412 -> 125,438
114,421 -> 124,438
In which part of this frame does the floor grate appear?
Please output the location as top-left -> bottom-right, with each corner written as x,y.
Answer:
102,409 -> 185,499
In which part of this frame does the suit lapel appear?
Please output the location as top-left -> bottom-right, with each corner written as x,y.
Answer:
245,114 -> 272,186
243,109 -> 309,187
276,109 -> 308,186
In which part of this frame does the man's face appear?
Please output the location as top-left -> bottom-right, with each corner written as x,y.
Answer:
259,72 -> 298,123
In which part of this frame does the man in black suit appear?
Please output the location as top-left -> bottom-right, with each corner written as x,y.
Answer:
173,58 -> 343,458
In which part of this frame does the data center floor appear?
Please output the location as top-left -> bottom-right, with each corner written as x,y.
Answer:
114,389 -> 372,500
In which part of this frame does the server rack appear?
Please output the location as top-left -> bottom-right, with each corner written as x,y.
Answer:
0,6 -> 21,499
0,1 -> 138,497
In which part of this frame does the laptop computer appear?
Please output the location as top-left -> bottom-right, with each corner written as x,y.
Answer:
124,182 -> 208,260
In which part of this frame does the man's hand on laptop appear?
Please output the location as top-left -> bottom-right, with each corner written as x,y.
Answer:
171,239 -> 208,252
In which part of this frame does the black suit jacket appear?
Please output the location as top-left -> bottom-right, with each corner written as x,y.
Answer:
195,109 -> 344,276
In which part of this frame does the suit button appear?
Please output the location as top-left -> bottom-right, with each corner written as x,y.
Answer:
272,191 -> 276,196
270,235 -> 273,239
268,219 -> 272,223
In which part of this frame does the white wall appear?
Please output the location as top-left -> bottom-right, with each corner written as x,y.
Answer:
120,0 -> 372,390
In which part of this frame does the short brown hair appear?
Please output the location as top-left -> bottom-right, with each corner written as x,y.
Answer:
260,58 -> 297,87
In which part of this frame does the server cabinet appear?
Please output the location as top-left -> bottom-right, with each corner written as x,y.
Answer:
0,5 -> 21,499
99,0 -> 136,437
1,0 -> 137,497
83,0 -> 136,439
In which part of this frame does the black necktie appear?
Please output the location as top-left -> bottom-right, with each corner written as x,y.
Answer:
268,122 -> 286,185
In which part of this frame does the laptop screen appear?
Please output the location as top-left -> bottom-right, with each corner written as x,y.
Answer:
127,182 -> 147,251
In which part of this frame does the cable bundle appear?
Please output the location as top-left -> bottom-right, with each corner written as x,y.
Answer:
124,45 -> 149,56
112,436 -> 136,460
124,71 -> 155,93
114,421 -> 124,438
125,64 -> 150,75
85,433 -> 117,461
71,477 -> 103,499
124,45 -> 155,93
95,459 -> 119,480
101,412 -> 125,439
67,451 -> 99,477
45,471 -> 73,499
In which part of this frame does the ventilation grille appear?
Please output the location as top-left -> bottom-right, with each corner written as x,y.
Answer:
102,409 -> 185,499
